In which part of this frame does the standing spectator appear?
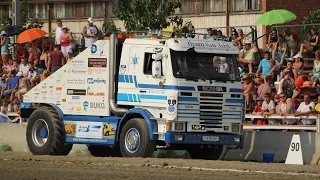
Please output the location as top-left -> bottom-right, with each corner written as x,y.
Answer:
48,45 -> 64,73
277,93 -> 296,124
1,31 -> 9,66
28,40 -> 41,65
294,95 -> 315,125
238,41 -> 258,73
42,37 -> 53,52
37,47 -> 49,75
82,17 -> 99,48
60,26 -> 73,58
19,58 -> 30,77
55,19 -> 63,49
299,28 -> 319,56
3,70 -> 19,99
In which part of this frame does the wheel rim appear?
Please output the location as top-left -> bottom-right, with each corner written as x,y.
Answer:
31,119 -> 49,147
124,128 -> 140,153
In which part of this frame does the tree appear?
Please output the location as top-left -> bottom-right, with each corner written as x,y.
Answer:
20,0 -> 29,27
114,0 -> 182,32
0,11 -> 12,30
301,9 -> 320,35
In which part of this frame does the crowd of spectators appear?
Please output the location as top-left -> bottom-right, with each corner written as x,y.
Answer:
0,18 -> 99,117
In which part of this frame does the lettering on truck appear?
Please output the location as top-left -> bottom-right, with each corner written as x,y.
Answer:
87,78 -> 106,84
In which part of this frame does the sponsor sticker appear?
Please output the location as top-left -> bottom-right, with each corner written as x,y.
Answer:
87,78 -> 106,84
67,89 -> 86,96
88,58 -> 107,68
88,68 -> 107,75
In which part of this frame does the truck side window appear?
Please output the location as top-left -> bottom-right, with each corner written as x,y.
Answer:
143,53 -> 163,75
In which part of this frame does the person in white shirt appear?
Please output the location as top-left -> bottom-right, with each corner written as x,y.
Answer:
55,19 -> 63,50
19,58 -> 30,77
219,57 -> 229,73
82,17 -> 99,48
294,94 -> 316,125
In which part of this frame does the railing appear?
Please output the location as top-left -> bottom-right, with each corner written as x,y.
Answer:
244,114 -> 319,131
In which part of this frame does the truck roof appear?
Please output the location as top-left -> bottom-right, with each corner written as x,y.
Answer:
124,38 -> 240,54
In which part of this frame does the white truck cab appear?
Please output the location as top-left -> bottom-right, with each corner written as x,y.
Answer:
21,33 -> 244,160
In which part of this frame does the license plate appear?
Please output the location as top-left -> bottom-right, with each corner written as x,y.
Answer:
203,136 -> 219,142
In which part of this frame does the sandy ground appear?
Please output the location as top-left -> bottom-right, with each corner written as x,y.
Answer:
0,152 -> 319,180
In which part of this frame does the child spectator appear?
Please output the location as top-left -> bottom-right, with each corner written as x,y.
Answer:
14,71 -> 29,101
251,97 -> 265,125
242,74 -> 256,106
219,57 -> 229,73
28,62 -> 40,87
250,92 -> 258,112
262,93 -> 277,126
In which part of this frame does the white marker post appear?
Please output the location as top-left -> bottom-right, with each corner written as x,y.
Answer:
285,134 -> 304,165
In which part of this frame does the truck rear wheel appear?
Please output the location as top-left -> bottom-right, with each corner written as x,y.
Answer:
87,145 -> 122,157
187,145 -> 223,160
119,118 -> 156,157
26,106 -> 72,155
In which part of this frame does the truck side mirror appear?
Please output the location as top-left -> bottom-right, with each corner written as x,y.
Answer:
152,61 -> 162,78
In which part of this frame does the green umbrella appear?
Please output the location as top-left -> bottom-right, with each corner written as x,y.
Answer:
256,9 -> 297,26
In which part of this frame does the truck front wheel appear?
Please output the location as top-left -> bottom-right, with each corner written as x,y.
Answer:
26,106 -> 72,155
187,145 -> 223,160
119,118 -> 156,157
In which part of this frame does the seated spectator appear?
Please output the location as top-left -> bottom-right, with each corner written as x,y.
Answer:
0,98 -> 11,115
268,59 -> 280,80
266,29 -> 278,52
15,72 -> 29,101
292,54 -> 304,78
272,35 -> 288,64
230,29 -> 242,49
257,75 -> 272,98
216,30 -> 227,41
250,92 -> 258,112
238,41 -> 258,73
256,51 -> 279,77
262,93 -> 277,125
311,51 -> 320,82
283,27 -> 299,56
276,93 -> 296,125
3,70 -> 19,99
278,71 -> 295,98
204,28 -> 218,40
251,97 -> 265,125
2,58 -> 14,74
0,74 -> 7,97
294,95 -> 315,125
313,95 -> 320,113
42,37 -> 53,52
28,62 -> 40,87
28,40 -> 41,65
14,43 -> 28,64
242,75 -> 255,106
19,58 -> 30,77
12,60 -> 19,72
280,61 -> 293,80
299,28 -> 319,56
219,57 -> 229,73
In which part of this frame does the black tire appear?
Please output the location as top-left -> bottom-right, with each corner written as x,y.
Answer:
187,145 -> 223,160
120,118 -> 156,157
88,145 -> 122,157
26,106 -> 72,155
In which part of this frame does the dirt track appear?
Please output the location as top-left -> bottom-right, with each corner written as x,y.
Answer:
0,152 -> 319,180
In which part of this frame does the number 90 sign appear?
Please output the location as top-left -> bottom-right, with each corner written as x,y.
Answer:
291,142 -> 300,151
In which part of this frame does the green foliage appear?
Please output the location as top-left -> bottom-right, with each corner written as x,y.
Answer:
20,0 -> 29,27
101,18 -> 119,33
25,14 -> 44,29
301,9 -> 320,35
0,10 -> 12,30
114,0 -> 182,31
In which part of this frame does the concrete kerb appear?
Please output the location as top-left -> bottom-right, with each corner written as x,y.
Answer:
0,123 -> 317,163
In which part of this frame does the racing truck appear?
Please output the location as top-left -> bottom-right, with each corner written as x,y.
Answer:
21,33 -> 244,159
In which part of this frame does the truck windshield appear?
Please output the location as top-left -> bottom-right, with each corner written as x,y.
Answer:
170,49 -> 241,82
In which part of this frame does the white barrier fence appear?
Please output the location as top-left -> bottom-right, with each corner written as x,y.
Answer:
245,114 -> 319,131
0,112 -> 21,124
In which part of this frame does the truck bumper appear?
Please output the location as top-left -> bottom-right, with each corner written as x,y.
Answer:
164,132 -> 244,148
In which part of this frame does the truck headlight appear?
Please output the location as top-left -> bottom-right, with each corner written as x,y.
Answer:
234,137 -> 240,143
174,122 -> 184,130
175,134 -> 184,141
232,124 -> 240,132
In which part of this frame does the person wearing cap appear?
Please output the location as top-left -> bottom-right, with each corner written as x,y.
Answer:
13,71 -> 29,101
1,31 -> 9,66
60,26 -> 73,58
238,40 -> 258,73
292,53 -> 304,78
82,17 -> 99,48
